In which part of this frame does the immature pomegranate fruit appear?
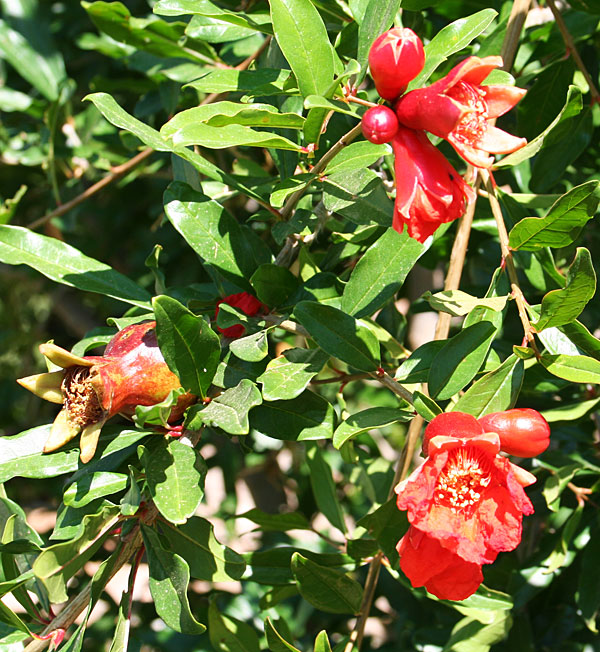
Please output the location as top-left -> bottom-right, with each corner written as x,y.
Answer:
478,409 -> 550,458
215,292 -> 268,339
17,321 -> 195,463
368,27 -> 425,102
361,106 -> 399,144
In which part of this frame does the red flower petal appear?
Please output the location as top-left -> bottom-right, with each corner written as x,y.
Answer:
483,85 -> 527,118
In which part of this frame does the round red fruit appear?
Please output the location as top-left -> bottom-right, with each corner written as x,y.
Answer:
361,106 -> 399,144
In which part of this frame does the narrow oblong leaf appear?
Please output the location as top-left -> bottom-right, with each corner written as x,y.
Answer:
294,301 -> 381,372
153,294 -> 220,397
333,407 -> 413,449
306,443 -> 346,533
0,225 -> 151,309
265,618 -> 301,652
269,0 -> 334,98
539,353 -> 600,383
291,552 -> 363,614
258,347 -> 329,401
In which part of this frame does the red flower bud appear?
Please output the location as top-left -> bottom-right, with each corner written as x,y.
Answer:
361,106 -> 399,144
478,409 -> 550,458
422,411 -> 484,455
17,321 -> 195,463
215,292 -> 268,339
368,28 -> 425,102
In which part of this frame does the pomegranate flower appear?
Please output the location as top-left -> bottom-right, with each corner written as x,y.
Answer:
395,56 -> 527,168
392,125 -> 475,242
215,292 -> 268,339
396,428 -> 536,600
17,322 -> 195,463
369,27 -> 425,102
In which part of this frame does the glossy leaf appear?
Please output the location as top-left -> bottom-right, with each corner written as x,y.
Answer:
395,341 -> 446,383
63,472 -> 128,509
313,631 -> 333,652
250,264 -> 298,307
342,229 -> 424,317
422,290 -> 509,317
153,294 -> 220,397
291,552 -> 363,614
186,379 -> 262,435
265,618 -> 301,652
258,347 -> 329,401
143,439 -> 206,525
333,407 -> 413,449
0,225 -> 151,309
236,509 -> 310,532
325,141 -> 390,174
184,69 -> 293,95
229,329 -> 270,362
509,182 -> 600,250
142,526 -> 206,634
208,600 -> 260,652
539,353 -> 600,383
270,0 -> 334,98
306,443 -> 346,533
294,301 -> 381,372
249,391 -> 335,441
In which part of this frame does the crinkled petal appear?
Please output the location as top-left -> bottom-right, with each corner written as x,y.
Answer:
483,85 -> 527,118
476,124 -> 527,155
447,134 -> 495,168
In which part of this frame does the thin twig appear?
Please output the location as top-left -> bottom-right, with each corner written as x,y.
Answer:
546,0 -> 600,102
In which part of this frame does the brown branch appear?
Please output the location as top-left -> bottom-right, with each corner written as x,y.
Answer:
546,0 -> 600,102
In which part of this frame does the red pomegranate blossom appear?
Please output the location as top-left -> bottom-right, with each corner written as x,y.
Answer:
395,56 -> 527,168
391,125 -> 475,242
396,411 -> 542,600
17,321 -> 195,463
368,27 -> 425,102
215,292 -> 268,339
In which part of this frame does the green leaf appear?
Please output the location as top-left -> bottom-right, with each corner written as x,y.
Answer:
142,526 -> 206,634
235,509 -> 310,532
258,348 -> 329,401
153,294 -> 220,397
184,69 -> 293,95
313,631 -> 333,652
422,290 -> 509,318
0,225 -> 151,309
249,391 -> 335,441
109,587 -> 132,652
159,516 -> 246,581
0,19 -> 65,101
409,9 -> 498,89
63,472 -> 128,509
213,350 -> 268,389
497,86 -> 583,168
412,391 -> 443,421
441,611 -> 512,652
33,504 -> 120,603
357,0 -> 401,83
306,443 -> 346,533
532,248 -> 596,331
342,229 -> 424,317
270,0 -> 334,98
322,169 -> 393,227
333,407 -> 413,449
357,498 -> 409,567
265,618 -> 301,652
325,141 -> 390,174
304,95 -> 359,117
164,182 -> 271,289
294,301 -> 381,372
576,523 -> 600,631
428,321 -> 498,400
229,329 -> 270,362
143,439 -> 207,525
395,341 -> 446,383
186,379 -> 262,435
542,397 -> 600,422
509,181 -> 600,250
453,354 -> 524,418
208,599 -> 260,652
543,464 -> 580,512
250,264 -> 298,307
539,353 -> 600,383
291,552 -> 363,614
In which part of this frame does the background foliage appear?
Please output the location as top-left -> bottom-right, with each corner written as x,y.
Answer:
1,0 -> 600,650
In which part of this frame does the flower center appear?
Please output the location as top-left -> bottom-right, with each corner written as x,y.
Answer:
435,446 -> 492,513
446,81 -> 488,145
62,366 -> 104,428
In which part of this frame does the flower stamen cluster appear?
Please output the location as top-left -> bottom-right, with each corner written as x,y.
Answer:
435,447 -> 491,513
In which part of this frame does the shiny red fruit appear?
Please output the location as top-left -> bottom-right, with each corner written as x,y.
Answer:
478,409 -> 550,458
368,28 -> 425,102
361,106 -> 399,144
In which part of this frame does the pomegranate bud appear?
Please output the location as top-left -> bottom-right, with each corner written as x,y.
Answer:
422,411 -> 484,455
361,106 -> 399,144
478,408 -> 550,458
215,292 -> 268,339
368,27 -> 425,102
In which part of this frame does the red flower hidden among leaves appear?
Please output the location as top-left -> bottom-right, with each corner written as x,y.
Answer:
215,292 -> 268,339
368,27 -> 425,102
396,425 -> 535,600
17,321 -> 195,463
395,55 -> 527,168
391,125 -> 475,242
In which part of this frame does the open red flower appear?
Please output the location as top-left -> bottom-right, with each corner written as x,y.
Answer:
17,321 -> 195,463
395,56 -> 527,168
215,292 -> 268,339
396,430 -> 535,600
392,125 -> 475,242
